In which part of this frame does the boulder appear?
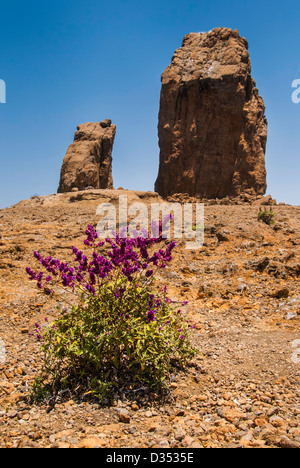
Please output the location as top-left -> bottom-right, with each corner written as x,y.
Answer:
253,194 -> 276,206
155,27 -> 268,199
58,120 -> 116,193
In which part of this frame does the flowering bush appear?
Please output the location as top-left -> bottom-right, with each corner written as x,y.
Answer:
26,219 -> 196,401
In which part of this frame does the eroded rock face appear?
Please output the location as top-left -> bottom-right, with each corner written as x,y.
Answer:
58,119 -> 116,193
155,27 -> 268,199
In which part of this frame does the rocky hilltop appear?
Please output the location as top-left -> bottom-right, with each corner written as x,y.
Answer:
58,119 -> 116,193
0,27 -> 299,450
0,191 -> 300,448
155,27 -> 268,199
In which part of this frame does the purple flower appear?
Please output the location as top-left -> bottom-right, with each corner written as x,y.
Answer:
76,273 -> 83,282
84,225 -> 99,246
147,310 -> 157,322
148,294 -> 155,306
85,284 -> 96,296
62,272 -> 75,287
89,271 -> 96,285
26,223 -> 178,301
114,287 -> 125,299
26,267 -> 37,280
33,251 -> 42,261
36,272 -> 43,282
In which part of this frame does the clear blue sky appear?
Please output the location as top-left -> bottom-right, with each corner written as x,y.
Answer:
0,0 -> 299,208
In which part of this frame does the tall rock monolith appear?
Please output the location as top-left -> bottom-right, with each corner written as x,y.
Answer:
58,119 -> 116,193
155,28 -> 268,199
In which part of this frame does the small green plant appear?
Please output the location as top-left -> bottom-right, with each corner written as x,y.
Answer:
257,207 -> 275,226
27,219 -> 196,402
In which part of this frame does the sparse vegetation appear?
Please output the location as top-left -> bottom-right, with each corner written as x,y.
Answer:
257,207 -> 275,226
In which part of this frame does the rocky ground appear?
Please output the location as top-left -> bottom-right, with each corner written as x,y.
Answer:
0,189 -> 299,448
